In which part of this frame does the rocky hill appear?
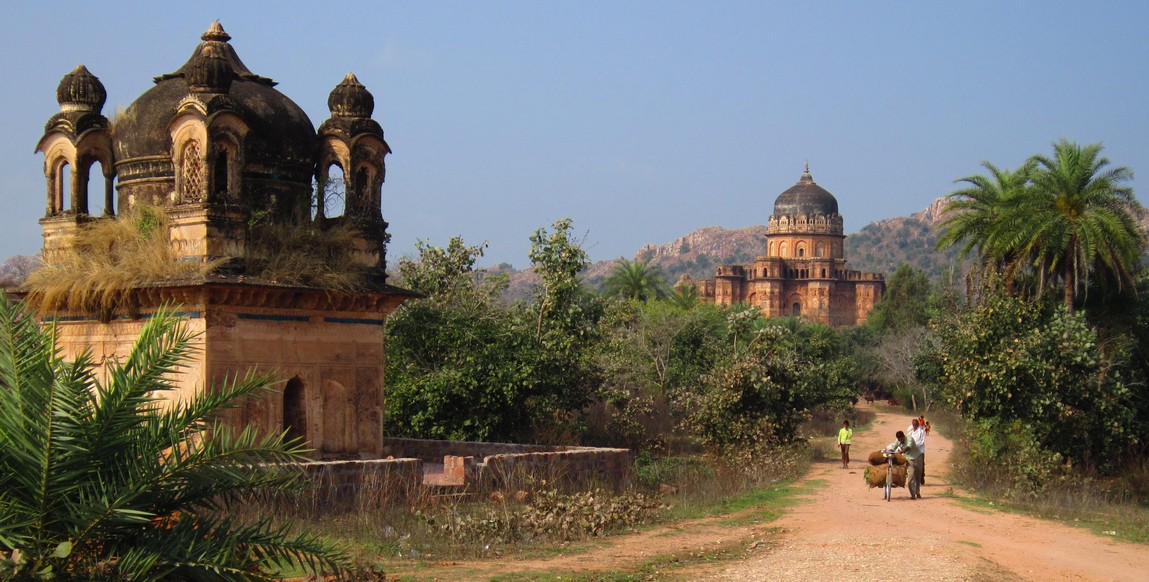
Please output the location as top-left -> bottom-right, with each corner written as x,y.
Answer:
6,197 -> 1147,299
606,197 -> 964,288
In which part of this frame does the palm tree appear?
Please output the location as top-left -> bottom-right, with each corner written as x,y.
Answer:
1018,140 -> 1144,311
603,258 -> 670,302
668,283 -> 699,310
0,297 -> 347,580
936,160 -> 1036,289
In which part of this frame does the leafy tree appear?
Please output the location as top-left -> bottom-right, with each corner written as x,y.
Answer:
602,258 -> 670,302
397,236 -> 487,298
680,319 -> 859,454
931,292 -> 1137,469
386,224 -> 603,443
0,297 -> 346,580
529,218 -> 594,342
865,264 -> 932,333
387,237 -> 546,442
527,219 -> 604,439
1019,140 -> 1144,311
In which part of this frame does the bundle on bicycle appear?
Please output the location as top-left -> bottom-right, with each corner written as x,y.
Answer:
863,449 -> 907,489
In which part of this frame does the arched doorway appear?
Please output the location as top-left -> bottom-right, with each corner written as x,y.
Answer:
283,376 -> 307,444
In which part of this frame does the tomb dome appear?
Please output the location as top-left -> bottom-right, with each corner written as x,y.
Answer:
112,22 -> 316,190
772,166 -> 839,217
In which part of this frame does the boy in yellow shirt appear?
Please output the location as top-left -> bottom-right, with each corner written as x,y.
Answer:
837,420 -> 853,468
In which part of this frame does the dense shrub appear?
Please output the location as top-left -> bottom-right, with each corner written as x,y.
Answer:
932,293 -> 1138,471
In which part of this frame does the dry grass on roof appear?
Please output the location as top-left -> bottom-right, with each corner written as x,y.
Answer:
22,206 -> 373,316
244,222 -> 369,293
23,206 -> 223,315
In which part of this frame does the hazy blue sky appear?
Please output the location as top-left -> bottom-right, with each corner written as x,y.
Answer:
2,1 -> 1147,268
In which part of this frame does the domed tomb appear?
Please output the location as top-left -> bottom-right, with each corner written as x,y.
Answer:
29,22 -> 415,459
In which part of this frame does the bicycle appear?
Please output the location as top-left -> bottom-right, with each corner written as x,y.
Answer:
882,449 -> 897,502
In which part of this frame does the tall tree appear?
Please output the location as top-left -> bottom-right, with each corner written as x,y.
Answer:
936,160 -> 1035,288
1018,140 -> 1144,311
603,258 -> 670,302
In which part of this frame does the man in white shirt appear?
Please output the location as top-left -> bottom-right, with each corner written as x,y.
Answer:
907,417 -> 927,485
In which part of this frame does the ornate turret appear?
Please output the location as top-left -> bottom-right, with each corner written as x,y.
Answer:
36,65 -> 114,230
328,73 -> 374,118
56,65 -> 107,113
317,73 -> 391,272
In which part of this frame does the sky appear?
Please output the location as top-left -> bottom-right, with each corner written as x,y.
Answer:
2,1 -> 1148,269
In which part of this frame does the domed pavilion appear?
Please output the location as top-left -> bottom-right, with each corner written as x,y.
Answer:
29,23 -> 416,458
694,165 -> 884,326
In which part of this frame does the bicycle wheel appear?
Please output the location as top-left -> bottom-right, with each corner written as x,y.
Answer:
884,464 -> 892,501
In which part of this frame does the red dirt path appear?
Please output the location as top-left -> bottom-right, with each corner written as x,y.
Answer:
395,404 -> 1149,581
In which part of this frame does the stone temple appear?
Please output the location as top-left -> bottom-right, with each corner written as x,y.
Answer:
29,23 -> 414,458
693,166 -> 884,325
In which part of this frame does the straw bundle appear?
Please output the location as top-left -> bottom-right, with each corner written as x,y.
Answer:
864,464 -> 907,488
867,451 -> 907,466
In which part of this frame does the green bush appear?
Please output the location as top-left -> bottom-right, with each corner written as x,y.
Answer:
933,293 -> 1137,470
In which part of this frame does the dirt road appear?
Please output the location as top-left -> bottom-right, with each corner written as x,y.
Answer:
400,405 -> 1149,580
707,405 -> 1149,581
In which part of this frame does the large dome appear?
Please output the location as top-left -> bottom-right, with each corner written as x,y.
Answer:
112,23 -> 316,195
772,166 -> 839,217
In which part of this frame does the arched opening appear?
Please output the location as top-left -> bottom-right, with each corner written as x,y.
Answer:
180,141 -> 204,203
57,162 -> 72,214
322,165 -> 346,219
815,242 -> 824,258
791,302 -> 801,317
86,161 -> 104,216
797,247 -> 805,258
780,242 -> 789,257
283,377 -> 307,445
768,242 -> 775,256
213,148 -> 229,201
821,268 -> 827,278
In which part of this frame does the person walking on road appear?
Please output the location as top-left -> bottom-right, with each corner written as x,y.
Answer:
837,420 -> 853,468
888,430 -> 923,499
907,417 -> 927,485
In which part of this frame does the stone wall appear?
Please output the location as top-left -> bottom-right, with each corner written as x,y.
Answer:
382,437 -> 634,493
479,448 -> 634,493
381,437 -> 569,461
299,458 -> 422,511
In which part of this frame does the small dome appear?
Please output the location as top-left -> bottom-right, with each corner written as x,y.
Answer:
773,165 -> 839,217
56,65 -> 106,113
327,73 -> 374,118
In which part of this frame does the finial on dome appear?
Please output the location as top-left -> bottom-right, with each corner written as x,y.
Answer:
800,161 -> 813,182
327,72 -> 374,118
202,21 -> 232,43
56,65 -> 107,113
